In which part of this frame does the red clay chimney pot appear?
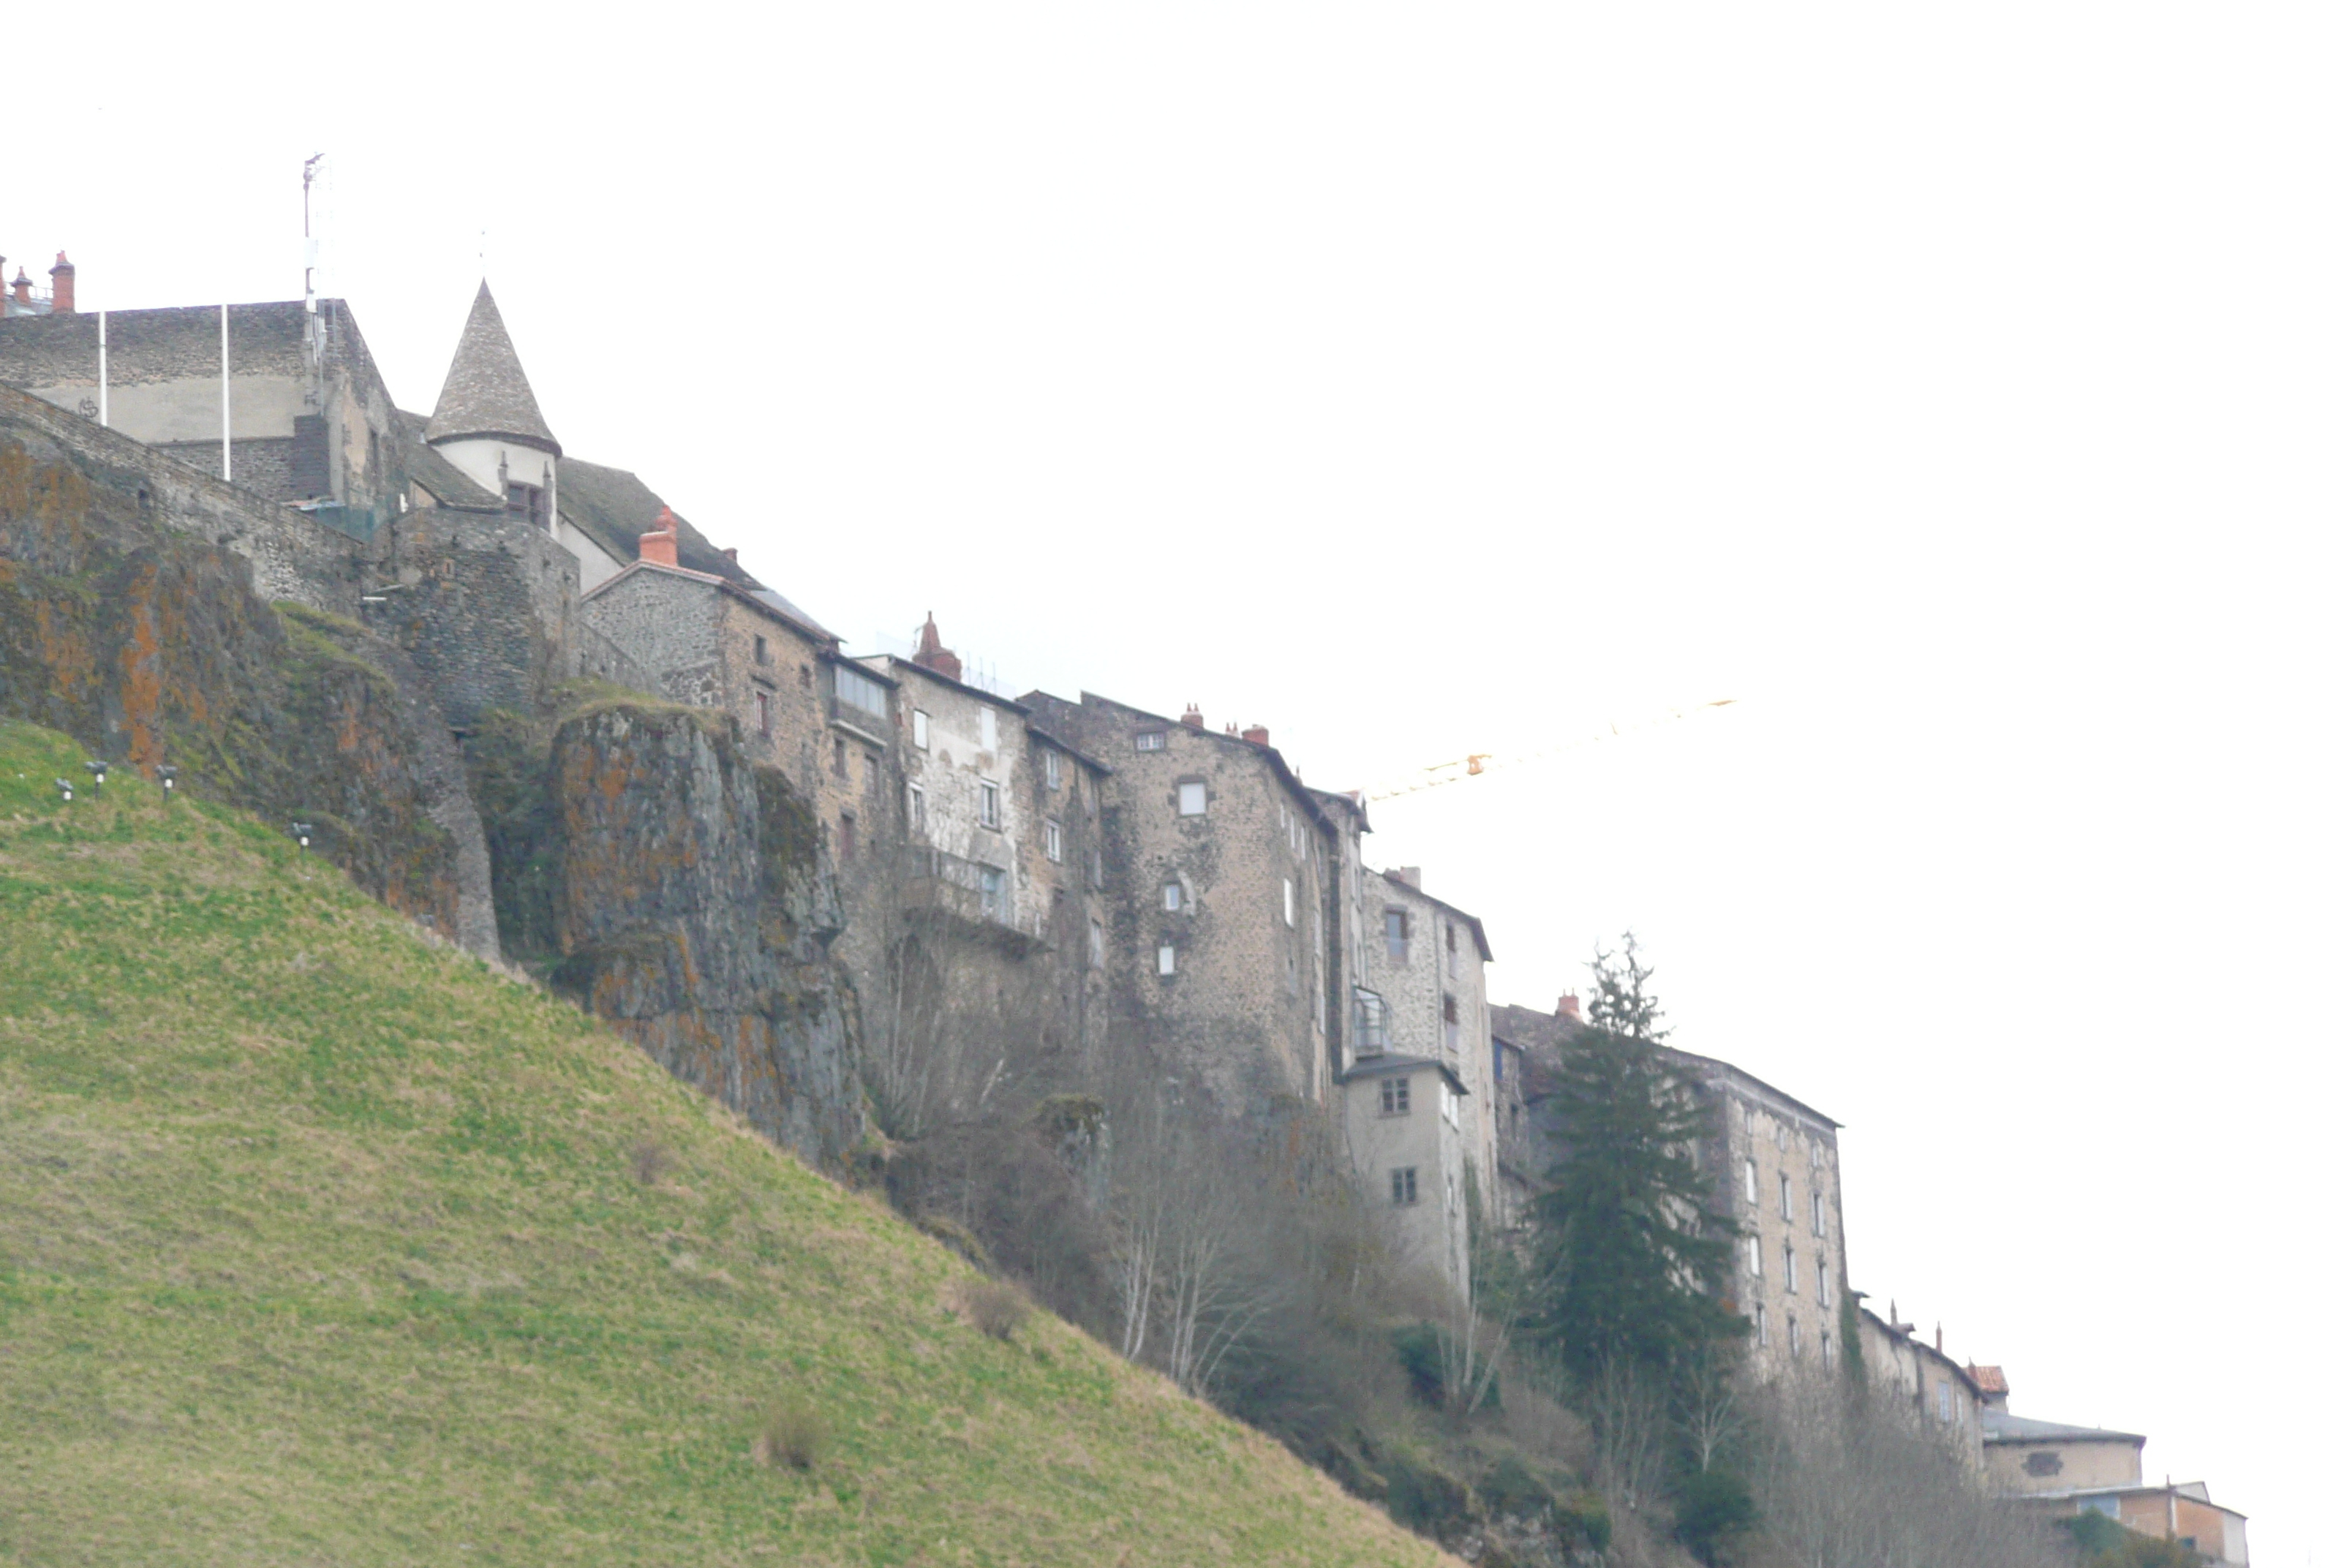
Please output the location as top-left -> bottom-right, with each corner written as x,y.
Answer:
48,252 -> 74,314
1557,992 -> 1583,1021
638,505 -> 679,568
912,612 -> 964,683
1242,724 -> 1270,747
1181,704 -> 1204,729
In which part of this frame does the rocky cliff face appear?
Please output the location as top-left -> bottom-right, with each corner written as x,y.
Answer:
0,407 -> 495,953
479,702 -> 866,1172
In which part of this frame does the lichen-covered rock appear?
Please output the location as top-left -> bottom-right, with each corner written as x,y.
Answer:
541,703 -> 864,1170
0,419 -> 494,952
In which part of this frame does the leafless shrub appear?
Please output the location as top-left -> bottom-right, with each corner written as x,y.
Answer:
958,1276 -> 1032,1341
753,1395 -> 831,1471
630,1138 -> 670,1186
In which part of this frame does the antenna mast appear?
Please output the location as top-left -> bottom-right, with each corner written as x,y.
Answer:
301,154 -> 327,391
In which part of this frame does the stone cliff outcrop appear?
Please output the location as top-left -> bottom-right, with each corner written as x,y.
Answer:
0,394 -> 494,951
472,701 -> 865,1171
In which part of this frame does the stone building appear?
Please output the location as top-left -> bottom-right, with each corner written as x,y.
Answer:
1855,1301 -> 1988,1454
1983,1383 -> 2255,1565
1494,998 -> 1854,1375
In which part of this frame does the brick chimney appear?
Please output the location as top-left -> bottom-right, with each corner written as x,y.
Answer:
638,505 -> 679,568
1241,723 -> 1270,747
10,269 -> 31,309
1556,992 -> 1582,1021
1181,703 -> 1204,729
48,253 -> 74,314
913,612 -> 963,682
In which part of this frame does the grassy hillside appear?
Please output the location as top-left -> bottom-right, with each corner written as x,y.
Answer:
0,720 -> 1450,1568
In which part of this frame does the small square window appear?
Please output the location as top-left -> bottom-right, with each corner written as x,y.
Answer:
1156,943 -> 1176,977
1045,819 -> 1063,863
980,780 -> 1001,829
913,710 -> 930,750
1379,1076 -> 1411,1115
1162,881 -> 1182,912
1177,781 -> 1207,816
1390,1167 -> 1418,1207
1135,731 -> 1166,752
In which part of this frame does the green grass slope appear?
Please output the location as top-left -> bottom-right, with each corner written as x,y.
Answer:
0,720 -> 1449,1568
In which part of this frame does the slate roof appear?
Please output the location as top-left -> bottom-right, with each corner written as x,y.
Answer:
424,283 -> 561,456
745,587 -> 837,644
1983,1412 -> 2145,1445
554,456 -> 757,586
1338,1055 -> 1469,1096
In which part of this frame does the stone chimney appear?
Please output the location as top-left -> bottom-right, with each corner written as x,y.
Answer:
638,505 -> 679,568
1181,704 -> 1205,729
912,612 -> 963,682
722,546 -> 737,563
1241,723 -> 1270,747
1393,866 -> 1421,889
10,269 -> 31,309
48,253 -> 74,314
1556,992 -> 1583,1021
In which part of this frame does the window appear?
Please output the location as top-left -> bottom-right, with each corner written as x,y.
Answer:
1088,919 -> 1104,968
1786,1314 -> 1798,1354
755,690 -> 770,736
1134,730 -> 1165,752
1743,1158 -> 1758,1205
1782,1245 -> 1797,1293
1816,1258 -> 1831,1305
979,709 -> 998,753
1177,780 -> 1207,816
864,750 -> 881,796
1384,909 -> 1409,962
1445,922 -> 1458,977
1351,987 -> 1389,1055
1937,1382 -> 1953,1423
1283,878 -> 1296,927
1043,751 -> 1061,790
1379,1077 -> 1411,1116
1746,1235 -> 1763,1277
1779,1173 -> 1793,1221
1044,819 -> 1063,863
913,709 -> 930,750
1090,847 -> 1104,889
504,482 -> 549,529
832,736 -> 848,780
1812,1191 -> 1825,1237
979,867 -> 1006,921
979,780 -> 1001,829
1156,943 -> 1176,977
1443,993 -> 1459,1055
754,634 -> 770,666
836,812 -> 856,866
1741,1102 -> 1756,1137
1162,881 -> 1182,912
833,663 -> 889,721
908,785 -> 927,834
1390,1167 -> 1419,1207
2024,1452 -> 2064,1479
1757,1309 -> 1769,1346
799,666 -> 812,690
1820,1328 -> 1833,1366
1441,1085 -> 1460,1128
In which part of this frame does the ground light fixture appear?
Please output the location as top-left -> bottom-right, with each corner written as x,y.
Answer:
292,821 -> 314,849
54,778 -> 73,802
84,759 -> 108,791
157,765 -> 178,794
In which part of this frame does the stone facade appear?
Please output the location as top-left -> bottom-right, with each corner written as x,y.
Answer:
1856,1303 -> 1987,1457
1494,1000 -> 1854,1376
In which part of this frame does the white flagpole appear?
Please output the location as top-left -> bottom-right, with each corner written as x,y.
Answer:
219,304 -> 231,481
98,310 -> 108,426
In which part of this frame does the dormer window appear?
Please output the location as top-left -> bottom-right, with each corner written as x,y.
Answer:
505,482 -> 549,529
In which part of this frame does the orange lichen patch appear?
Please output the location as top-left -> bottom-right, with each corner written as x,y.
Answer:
32,597 -> 97,705
118,577 -> 165,772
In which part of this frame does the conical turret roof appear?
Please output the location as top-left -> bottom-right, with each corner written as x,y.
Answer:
424,282 -> 561,456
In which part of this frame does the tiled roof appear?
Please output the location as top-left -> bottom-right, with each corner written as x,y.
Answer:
1983,1411 -> 2144,1444
424,283 -> 560,456
1970,1363 -> 2010,1397
554,456 -> 757,587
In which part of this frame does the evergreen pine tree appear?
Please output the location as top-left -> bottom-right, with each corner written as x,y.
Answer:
1527,938 -> 1745,1383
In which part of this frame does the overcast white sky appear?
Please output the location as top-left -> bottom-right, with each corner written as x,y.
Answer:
10,3 -> 2345,1560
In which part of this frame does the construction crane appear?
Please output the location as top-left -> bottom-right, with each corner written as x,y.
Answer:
1358,698 -> 1741,804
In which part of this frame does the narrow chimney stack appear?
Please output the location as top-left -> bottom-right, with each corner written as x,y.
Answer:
912,612 -> 963,682
48,252 -> 74,314
1181,703 -> 1205,729
1557,991 -> 1583,1021
1241,724 -> 1270,747
10,269 -> 31,308
638,505 -> 680,568
1394,866 -> 1421,889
